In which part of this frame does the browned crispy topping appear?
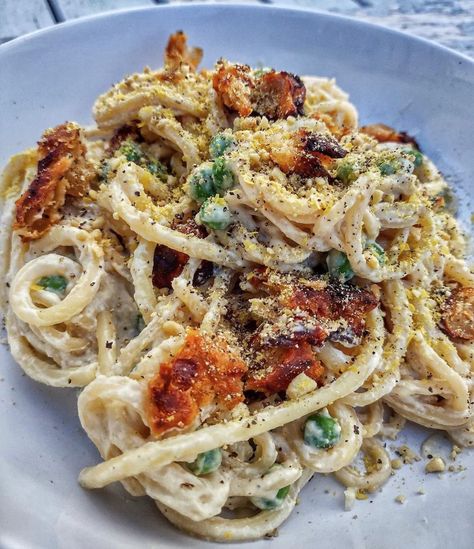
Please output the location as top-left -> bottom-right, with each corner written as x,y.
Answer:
212,62 -> 306,120
441,287 -> 474,341
286,280 -> 377,338
360,123 -> 419,148
164,31 -> 203,72
152,245 -> 189,289
303,132 -> 347,158
213,63 -> 254,117
245,342 -> 324,395
240,269 -> 377,396
252,314 -> 328,349
152,218 -> 210,289
14,122 -> 94,241
251,269 -> 378,342
252,71 -> 306,119
147,329 -> 247,436
269,129 -> 347,178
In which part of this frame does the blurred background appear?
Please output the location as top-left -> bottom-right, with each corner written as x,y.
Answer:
1,0 -> 473,56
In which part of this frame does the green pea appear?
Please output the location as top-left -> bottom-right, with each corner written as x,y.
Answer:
189,167 -> 216,202
209,133 -> 236,159
251,485 -> 290,510
37,275 -> 68,294
120,141 -> 143,164
326,249 -> 354,282
119,140 -> 167,181
403,148 -> 423,168
212,157 -> 235,193
187,448 -> 222,476
365,241 -> 386,265
199,197 -> 232,230
303,411 -> 341,449
336,161 -> 357,185
145,159 -> 168,182
378,162 -> 397,176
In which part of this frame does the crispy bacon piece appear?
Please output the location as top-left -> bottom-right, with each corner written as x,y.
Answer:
253,71 -> 306,119
164,31 -> 203,72
213,62 -> 306,120
245,342 -> 324,395
213,63 -> 254,117
360,123 -> 419,148
147,329 -> 247,436
14,122 -> 93,241
152,218 -> 210,289
441,287 -> 474,341
269,129 -> 347,178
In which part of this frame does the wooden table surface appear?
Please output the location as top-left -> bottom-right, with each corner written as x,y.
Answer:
1,0 -> 473,57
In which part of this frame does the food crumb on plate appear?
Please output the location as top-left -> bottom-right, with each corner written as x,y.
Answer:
425,457 -> 445,473
395,445 -> 421,464
391,458 -> 403,470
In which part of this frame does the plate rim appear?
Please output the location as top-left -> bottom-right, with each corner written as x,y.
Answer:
0,2 -> 473,69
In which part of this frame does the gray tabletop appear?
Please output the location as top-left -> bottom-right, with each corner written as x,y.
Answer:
1,0 -> 473,58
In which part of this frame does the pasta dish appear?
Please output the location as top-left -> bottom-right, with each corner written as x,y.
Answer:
1,32 -> 473,541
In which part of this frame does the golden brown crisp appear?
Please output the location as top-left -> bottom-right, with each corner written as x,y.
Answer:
442,287 -> 474,341
147,329 -> 247,436
252,71 -> 306,119
164,30 -> 203,72
245,342 -> 324,395
152,218 -> 209,289
14,122 -> 93,241
243,269 -> 378,396
251,268 -> 378,341
213,62 -> 255,117
213,62 -> 306,120
269,129 -> 347,178
360,123 -> 419,148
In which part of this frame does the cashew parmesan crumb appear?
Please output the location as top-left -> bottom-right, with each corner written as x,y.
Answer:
425,457 -> 445,473
450,445 -> 462,461
395,495 -> 406,504
344,487 -> 356,511
448,464 -> 467,473
286,372 -> 317,400
391,458 -> 403,470
396,445 -> 421,464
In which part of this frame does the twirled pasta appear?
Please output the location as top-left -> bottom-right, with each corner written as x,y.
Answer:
1,32 -> 472,542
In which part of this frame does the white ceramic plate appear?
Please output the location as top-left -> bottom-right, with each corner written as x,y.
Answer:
0,4 -> 473,549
